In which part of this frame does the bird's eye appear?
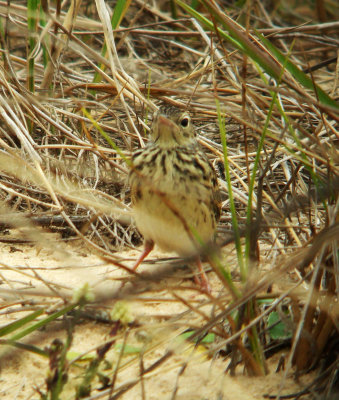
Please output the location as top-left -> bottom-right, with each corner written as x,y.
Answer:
180,116 -> 190,128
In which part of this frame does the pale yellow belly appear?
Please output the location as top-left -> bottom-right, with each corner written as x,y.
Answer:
133,195 -> 215,257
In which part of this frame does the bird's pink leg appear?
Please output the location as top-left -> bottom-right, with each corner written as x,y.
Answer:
195,257 -> 211,294
132,240 -> 154,271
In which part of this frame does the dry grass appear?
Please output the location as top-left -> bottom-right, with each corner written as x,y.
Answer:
0,0 -> 338,399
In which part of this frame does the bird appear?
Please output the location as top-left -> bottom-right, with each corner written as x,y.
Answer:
128,106 -> 221,292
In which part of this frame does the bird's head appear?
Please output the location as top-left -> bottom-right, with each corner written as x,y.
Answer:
150,107 -> 196,148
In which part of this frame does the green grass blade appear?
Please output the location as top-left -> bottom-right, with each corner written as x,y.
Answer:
39,1 -> 49,68
176,0 -> 247,51
244,83 -> 277,263
92,0 -> 132,84
0,17 -> 6,64
27,0 -> 38,93
244,42 -> 293,265
257,32 -> 339,110
0,339 -> 48,357
176,0 -> 276,76
0,309 -> 44,337
190,0 -> 200,9
216,99 -> 245,280
170,0 -> 178,18
81,107 -> 130,166
9,303 -> 77,342
176,0 -> 339,111
111,0 -> 131,30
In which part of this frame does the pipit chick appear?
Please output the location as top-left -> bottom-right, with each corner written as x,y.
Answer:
129,107 -> 221,292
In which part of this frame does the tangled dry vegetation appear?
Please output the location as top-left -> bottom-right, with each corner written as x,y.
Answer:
0,0 -> 338,399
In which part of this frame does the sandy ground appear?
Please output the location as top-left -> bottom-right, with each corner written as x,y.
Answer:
0,230 -> 313,399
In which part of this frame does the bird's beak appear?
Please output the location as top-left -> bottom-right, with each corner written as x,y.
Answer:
157,114 -> 173,127
156,114 -> 178,138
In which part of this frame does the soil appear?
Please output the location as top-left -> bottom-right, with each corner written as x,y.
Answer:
0,230 -> 313,400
